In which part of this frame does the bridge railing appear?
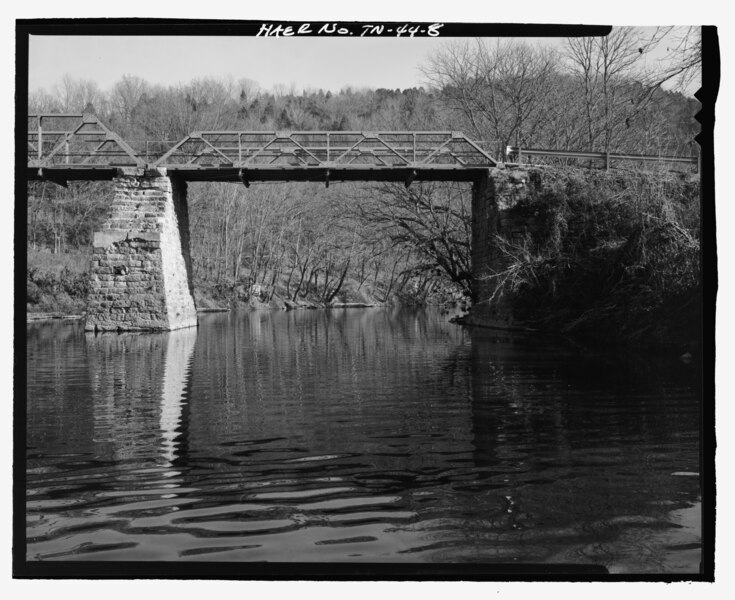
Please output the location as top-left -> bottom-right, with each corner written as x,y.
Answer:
505,147 -> 700,173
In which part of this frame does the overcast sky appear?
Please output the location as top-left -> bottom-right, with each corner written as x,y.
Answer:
29,35 -> 453,93
27,28 -> 694,96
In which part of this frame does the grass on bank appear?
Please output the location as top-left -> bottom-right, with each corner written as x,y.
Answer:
27,248 -> 90,314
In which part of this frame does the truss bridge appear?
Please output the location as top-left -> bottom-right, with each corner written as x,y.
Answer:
27,110 -> 498,185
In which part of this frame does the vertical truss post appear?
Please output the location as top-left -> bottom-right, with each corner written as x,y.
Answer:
413,133 -> 416,163
37,116 -> 42,161
327,133 -> 330,163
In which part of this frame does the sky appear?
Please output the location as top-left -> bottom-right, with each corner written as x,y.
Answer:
29,35 -> 455,93
27,28 -> 696,97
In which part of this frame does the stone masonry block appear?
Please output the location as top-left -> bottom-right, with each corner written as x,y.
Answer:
93,230 -> 162,248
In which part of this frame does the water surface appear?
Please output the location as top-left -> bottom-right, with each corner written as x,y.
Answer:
26,308 -> 701,572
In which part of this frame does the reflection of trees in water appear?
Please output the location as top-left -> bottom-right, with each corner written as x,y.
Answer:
382,327 -> 701,567
86,332 -> 166,463
463,327 -> 700,558
27,321 -> 96,461
190,309 -> 473,473
27,320 -> 83,347
467,328 -> 699,456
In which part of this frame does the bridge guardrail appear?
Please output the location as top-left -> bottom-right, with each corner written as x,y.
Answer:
505,147 -> 699,173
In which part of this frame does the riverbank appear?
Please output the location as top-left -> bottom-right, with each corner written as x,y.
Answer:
464,167 -> 701,353
26,277 -> 388,324
455,283 -> 700,353
27,258 -> 698,354
26,246 -> 391,321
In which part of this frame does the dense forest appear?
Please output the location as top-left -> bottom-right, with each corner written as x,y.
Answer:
26,30 -> 702,346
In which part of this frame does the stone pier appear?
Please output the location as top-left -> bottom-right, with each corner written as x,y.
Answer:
85,168 -> 197,332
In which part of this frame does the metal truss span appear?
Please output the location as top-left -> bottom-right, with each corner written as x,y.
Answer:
28,109 -> 145,181
27,112 -> 497,184
154,130 -> 497,171
27,112 -> 698,184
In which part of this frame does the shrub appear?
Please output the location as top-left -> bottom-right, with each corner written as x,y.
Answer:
483,167 -> 700,342
27,281 -> 41,304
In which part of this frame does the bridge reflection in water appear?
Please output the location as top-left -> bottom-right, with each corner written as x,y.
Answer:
25,310 -> 700,570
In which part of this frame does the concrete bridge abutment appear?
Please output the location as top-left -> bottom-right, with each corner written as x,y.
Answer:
85,168 -> 197,332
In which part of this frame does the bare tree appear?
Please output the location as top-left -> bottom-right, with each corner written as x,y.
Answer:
109,75 -> 149,125
423,39 -> 559,149
352,181 -> 473,295
52,74 -> 107,113
639,27 -> 702,94
29,89 -> 61,113
564,27 -> 671,152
